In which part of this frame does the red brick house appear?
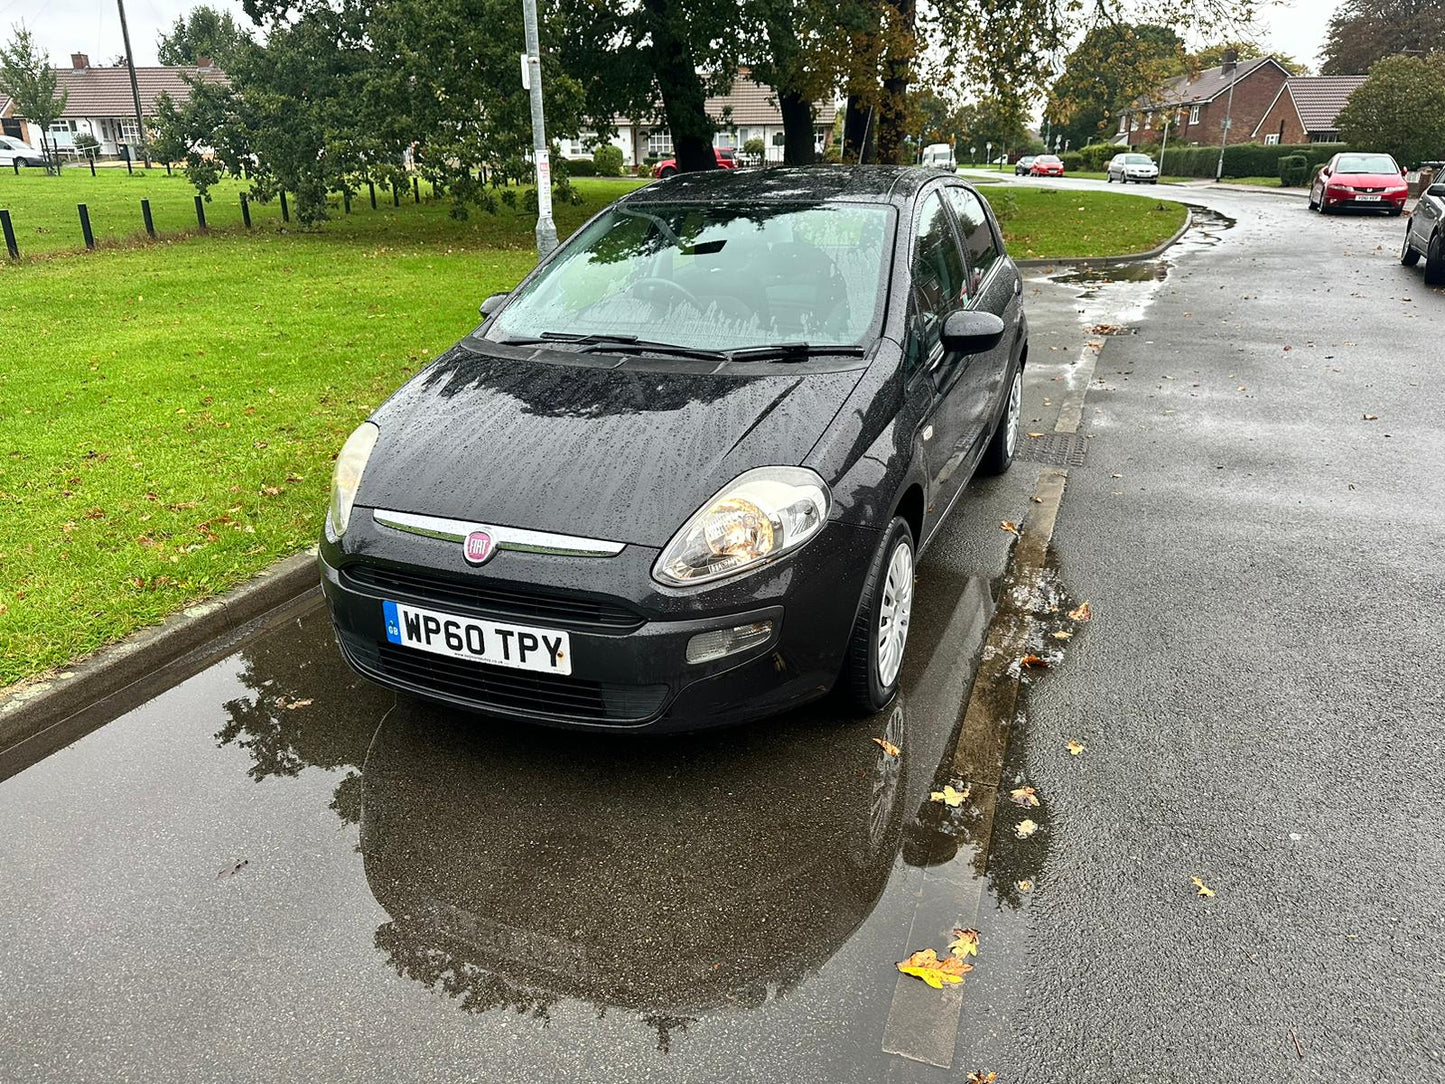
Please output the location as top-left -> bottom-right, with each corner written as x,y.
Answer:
1114,55 -> 1292,148
1251,76 -> 1366,145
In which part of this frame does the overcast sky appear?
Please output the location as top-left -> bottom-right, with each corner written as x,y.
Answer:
6,0 -> 1332,71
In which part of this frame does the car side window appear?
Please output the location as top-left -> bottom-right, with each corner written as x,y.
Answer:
945,187 -> 1002,299
905,192 -> 967,375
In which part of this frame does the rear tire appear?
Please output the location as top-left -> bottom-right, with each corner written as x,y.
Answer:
843,517 -> 915,715
1426,232 -> 1445,286
1402,228 -> 1420,267
658,166 -> 676,179
980,365 -> 1022,476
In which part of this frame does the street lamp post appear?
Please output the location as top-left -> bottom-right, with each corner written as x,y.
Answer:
520,0 -> 558,258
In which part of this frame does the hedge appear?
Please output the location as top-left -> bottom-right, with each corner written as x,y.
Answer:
1078,142 -> 1129,171
1278,154 -> 1309,186
562,157 -> 597,177
1150,141 -> 1347,179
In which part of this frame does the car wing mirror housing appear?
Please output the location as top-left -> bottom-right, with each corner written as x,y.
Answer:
478,292 -> 510,319
940,310 -> 1006,355
1429,183 -> 1445,197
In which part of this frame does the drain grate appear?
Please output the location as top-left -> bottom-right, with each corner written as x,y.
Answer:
1015,432 -> 1089,467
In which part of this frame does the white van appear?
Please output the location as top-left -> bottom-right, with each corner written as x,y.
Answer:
0,135 -> 45,167
921,143 -> 956,171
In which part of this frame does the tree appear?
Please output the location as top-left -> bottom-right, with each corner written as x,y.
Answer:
1336,52 -> 1445,167
1181,41 -> 1307,76
0,25 -> 68,174
1321,0 -> 1445,75
1045,23 -> 1183,151
157,5 -> 254,68
958,94 -> 1028,159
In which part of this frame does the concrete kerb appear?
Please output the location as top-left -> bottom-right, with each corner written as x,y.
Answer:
0,549 -> 320,753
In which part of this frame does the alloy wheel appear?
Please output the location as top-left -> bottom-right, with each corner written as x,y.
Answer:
1003,370 -> 1022,460
876,539 -> 914,688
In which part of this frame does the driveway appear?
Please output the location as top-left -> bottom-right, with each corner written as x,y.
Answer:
1,183 -> 1439,1083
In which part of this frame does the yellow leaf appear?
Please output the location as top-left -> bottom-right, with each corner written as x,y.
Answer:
1363,413 -> 1379,421
967,1073 -> 998,1084
1051,630 -> 1072,640
1000,520 -> 1021,537
872,737 -> 901,757
1027,431 -> 1045,439
949,928 -> 980,958
930,784 -> 969,807
1017,878 -> 1034,893
1010,785 -> 1040,807
896,949 -> 972,989
1016,818 -> 1038,839
1191,876 -> 1216,898
1068,600 -> 1092,622
1066,739 -> 1085,756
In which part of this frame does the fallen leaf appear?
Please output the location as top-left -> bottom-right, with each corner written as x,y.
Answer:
1362,413 -> 1379,421
1010,785 -> 1040,807
1020,654 -> 1049,669
1068,600 -> 1092,622
1051,630 -> 1073,640
967,1070 -> 998,1083
1191,876 -> 1215,898
1066,739 -> 1085,756
1000,520 -> 1021,537
930,784 -> 969,807
949,928 -> 980,957
1016,818 -> 1038,839
872,737 -> 901,757
1017,879 -> 1034,893
896,949 -> 972,989
217,858 -> 249,879
1027,431 -> 1045,439
284,697 -> 313,710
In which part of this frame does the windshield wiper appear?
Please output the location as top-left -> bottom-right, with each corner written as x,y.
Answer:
727,343 -> 869,362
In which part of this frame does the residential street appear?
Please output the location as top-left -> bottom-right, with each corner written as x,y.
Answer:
2,181 -> 1441,1083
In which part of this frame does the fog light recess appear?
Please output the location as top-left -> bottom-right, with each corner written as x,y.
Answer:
685,621 -> 774,665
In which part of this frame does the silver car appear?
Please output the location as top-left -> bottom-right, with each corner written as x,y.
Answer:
1401,170 -> 1445,285
1107,153 -> 1159,184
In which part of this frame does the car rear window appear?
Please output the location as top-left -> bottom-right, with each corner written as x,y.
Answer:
488,201 -> 896,352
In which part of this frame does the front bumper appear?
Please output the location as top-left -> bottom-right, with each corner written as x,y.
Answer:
319,509 -> 878,732
1325,189 -> 1407,211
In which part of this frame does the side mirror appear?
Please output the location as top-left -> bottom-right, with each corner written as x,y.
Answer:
940,310 -> 1005,355
478,292 -> 509,319
1429,183 -> 1445,197
1321,167 -> 1332,177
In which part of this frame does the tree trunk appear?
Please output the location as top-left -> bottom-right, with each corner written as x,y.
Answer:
779,90 -> 815,166
843,95 -> 875,164
641,0 -> 717,172
875,0 -> 915,165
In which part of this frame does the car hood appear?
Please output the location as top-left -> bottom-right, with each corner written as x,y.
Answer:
357,340 -> 866,547
1331,172 -> 1405,186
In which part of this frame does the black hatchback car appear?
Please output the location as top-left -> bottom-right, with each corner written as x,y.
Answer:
319,167 -> 1028,732
1401,171 -> 1445,284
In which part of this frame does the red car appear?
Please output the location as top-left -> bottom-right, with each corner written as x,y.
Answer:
1309,152 -> 1408,215
654,148 -> 738,178
1029,154 -> 1064,177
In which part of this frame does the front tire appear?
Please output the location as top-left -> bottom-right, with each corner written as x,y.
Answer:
980,365 -> 1022,476
844,517 -> 915,715
1402,227 -> 1421,267
1426,232 -> 1445,286
657,166 -> 676,179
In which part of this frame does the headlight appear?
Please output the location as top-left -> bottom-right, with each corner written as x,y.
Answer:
653,466 -> 830,586
327,421 -> 379,539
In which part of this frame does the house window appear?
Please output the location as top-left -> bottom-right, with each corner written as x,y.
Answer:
1145,111 -> 1154,129
1264,133 -> 1280,145
1188,105 -> 1201,125
713,130 -> 737,149
120,120 -> 142,145
646,129 -> 673,156
1130,114 -> 1139,131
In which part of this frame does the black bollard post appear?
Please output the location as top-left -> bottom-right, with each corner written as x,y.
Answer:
392,183 -> 399,207
194,194 -> 208,231
12,159 -> 19,176
368,181 -> 377,209
240,193 -> 251,228
1,210 -> 18,259
141,198 -> 155,237
343,189 -> 352,214
413,177 -> 420,203
89,157 -> 96,177
166,161 -> 172,176
280,190 -> 289,223
78,203 -> 95,249
124,147 -> 133,175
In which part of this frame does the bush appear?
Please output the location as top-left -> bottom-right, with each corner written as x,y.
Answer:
74,132 -> 101,158
1158,141 -> 1345,179
592,144 -> 624,177
1078,142 -> 1128,171
563,157 -> 597,177
743,137 -> 765,158
1278,154 -> 1309,186
1060,151 -> 1085,172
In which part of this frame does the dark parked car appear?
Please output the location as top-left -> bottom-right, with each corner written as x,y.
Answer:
1401,171 -> 1445,284
319,167 -> 1028,732
1309,152 -> 1408,215
1014,156 -> 1036,176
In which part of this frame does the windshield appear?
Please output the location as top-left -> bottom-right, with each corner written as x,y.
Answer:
1037,156 -> 1060,164
488,202 -> 895,352
1125,155 -> 1152,165
1336,154 -> 1399,174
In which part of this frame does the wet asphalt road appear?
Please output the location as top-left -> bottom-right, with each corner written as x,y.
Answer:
2,181 -> 1441,1082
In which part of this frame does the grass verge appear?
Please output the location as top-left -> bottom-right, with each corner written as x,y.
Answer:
0,173 -> 1183,687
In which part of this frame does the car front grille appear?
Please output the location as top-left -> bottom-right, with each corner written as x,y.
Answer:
342,563 -> 645,631
375,643 -> 668,723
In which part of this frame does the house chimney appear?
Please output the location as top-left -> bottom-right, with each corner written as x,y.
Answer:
196,56 -> 213,69
71,53 -> 90,71
1221,48 -> 1238,74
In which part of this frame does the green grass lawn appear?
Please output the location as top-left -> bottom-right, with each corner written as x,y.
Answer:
0,170 -> 1183,688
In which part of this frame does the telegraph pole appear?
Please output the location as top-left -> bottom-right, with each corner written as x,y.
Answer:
521,0 -> 557,258
1215,71 -> 1237,182
116,0 -> 150,167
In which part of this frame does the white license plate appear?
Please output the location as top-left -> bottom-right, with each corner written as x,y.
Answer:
1356,194 -> 1381,202
383,599 -> 571,675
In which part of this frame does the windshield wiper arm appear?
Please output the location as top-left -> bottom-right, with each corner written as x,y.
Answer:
727,343 -> 869,362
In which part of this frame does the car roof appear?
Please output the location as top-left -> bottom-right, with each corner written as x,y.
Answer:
619,165 -> 938,207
